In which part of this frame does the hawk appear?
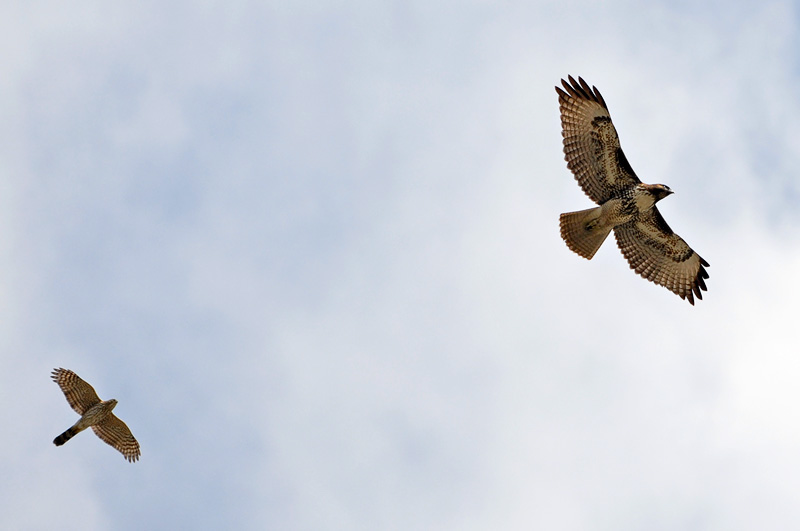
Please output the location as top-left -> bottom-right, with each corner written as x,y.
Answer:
51,368 -> 141,462
556,75 -> 709,305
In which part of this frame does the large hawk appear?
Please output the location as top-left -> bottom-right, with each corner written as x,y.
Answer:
556,76 -> 709,305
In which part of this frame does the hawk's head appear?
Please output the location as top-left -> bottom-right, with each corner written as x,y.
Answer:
646,184 -> 673,202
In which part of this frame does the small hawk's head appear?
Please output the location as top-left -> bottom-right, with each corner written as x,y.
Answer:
645,184 -> 673,202
105,398 -> 118,410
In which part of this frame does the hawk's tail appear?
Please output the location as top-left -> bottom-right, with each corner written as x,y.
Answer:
559,207 -> 612,260
53,426 -> 79,446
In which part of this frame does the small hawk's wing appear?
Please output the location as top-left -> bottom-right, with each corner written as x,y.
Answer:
51,368 -> 102,415
556,76 -> 641,204
613,208 -> 709,305
92,413 -> 141,463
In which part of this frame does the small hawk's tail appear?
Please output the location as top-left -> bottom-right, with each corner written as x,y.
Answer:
53,426 -> 79,446
559,207 -> 612,260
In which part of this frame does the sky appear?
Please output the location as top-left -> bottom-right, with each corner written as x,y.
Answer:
3,1 -> 800,529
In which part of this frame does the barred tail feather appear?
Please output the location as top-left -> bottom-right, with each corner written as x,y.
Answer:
53,426 -> 79,446
559,207 -> 612,259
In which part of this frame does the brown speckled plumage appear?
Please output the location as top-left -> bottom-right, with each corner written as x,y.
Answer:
557,76 -> 709,304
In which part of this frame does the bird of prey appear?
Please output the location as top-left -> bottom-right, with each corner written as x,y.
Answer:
556,76 -> 709,305
51,368 -> 141,462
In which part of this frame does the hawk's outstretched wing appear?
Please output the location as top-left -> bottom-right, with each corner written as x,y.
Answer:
613,208 -> 709,305
556,76 -> 640,204
51,368 -> 101,415
92,414 -> 141,463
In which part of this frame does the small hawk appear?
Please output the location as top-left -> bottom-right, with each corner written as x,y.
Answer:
51,368 -> 141,462
556,75 -> 709,305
